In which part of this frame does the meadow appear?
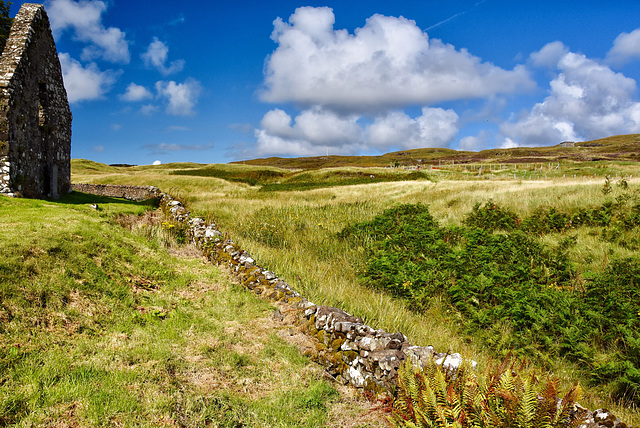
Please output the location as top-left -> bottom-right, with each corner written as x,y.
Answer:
72,158 -> 640,425
0,192 -> 383,426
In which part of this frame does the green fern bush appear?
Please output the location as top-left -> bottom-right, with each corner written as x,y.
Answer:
390,358 -> 582,428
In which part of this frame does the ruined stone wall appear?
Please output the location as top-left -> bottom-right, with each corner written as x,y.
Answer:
0,4 -> 72,199
159,193 -> 471,394
71,183 -> 161,201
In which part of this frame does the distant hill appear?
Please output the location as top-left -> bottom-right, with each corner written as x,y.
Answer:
231,134 -> 640,169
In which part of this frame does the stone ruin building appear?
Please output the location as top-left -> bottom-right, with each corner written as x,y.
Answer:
0,3 -> 71,199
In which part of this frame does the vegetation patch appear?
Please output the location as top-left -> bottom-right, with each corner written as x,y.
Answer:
339,195 -> 640,404
173,165 -> 288,186
391,358 -> 582,428
71,157 -> 640,424
259,169 -> 430,192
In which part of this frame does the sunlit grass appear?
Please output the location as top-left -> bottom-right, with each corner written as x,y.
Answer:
0,193 -> 382,427
71,159 -> 640,425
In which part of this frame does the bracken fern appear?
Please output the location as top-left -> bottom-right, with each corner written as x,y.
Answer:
390,358 -> 582,428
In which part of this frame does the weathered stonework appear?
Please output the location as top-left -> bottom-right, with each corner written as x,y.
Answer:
0,4 -> 71,199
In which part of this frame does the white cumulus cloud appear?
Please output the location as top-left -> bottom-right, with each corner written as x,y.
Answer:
142,37 -> 185,75
155,80 -> 202,116
529,41 -> 569,68
501,49 -> 640,146
59,53 -> 118,103
606,28 -> 640,66
456,130 -> 495,151
254,107 -> 459,157
140,104 -> 159,115
256,108 -> 364,157
365,108 -> 459,150
47,0 -> 130,63
260,7 -> 533,112
120,82 -> 153,102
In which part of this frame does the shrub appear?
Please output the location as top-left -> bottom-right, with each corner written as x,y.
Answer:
522,207 -> 571,235
464,200 -> 520,231
586,258 -> 640,402
341,201 -> 640,404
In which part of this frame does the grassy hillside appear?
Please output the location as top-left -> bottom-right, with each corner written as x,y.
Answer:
0,193 -> 383,427
70,156 -> 640,425
231,134 -> 640,169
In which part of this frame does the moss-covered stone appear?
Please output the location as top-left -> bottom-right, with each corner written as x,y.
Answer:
331,337 -> 345,352
242,275 -> 257,286
268,289 -> 285,301
343,350 -> 359,363
288,296 -> 303,306
259,278 -> 271,287
314,341 -> 327,352
333,332 -> 346,340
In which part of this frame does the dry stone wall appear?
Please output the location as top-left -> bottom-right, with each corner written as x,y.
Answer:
0,4 -> 72,199
157,193 -> 633,428
158,192 -> 472,394
71,183 -> 160,201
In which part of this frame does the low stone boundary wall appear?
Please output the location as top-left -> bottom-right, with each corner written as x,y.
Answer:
159,193 -> 466,393
71,183 -> 160,201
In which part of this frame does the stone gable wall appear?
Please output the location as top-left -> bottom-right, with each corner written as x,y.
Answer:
0,4 -> 72,199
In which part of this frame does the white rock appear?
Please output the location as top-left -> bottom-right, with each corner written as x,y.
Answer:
239,255 -> 255,264
348,366 -> 366,388
205,228 -> 222,238
435,353 -> 477,371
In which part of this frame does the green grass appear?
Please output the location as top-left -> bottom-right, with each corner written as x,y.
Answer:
0,193 -> 379,427
71,158 -> 640,425
259,168 -> 430,192
172,163 -> 289,186
166,163 -> 431,191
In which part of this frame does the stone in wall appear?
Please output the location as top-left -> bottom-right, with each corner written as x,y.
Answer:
0,4 -> 72,199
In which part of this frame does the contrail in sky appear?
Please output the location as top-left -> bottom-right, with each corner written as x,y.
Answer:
425,0 -> 488,31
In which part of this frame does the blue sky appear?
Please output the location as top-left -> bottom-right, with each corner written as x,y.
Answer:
8,0 -> 640,165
